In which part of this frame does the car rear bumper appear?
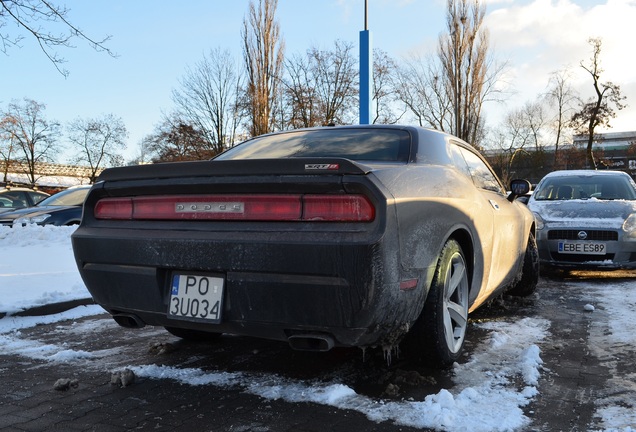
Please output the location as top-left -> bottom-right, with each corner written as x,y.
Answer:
72,227 -> 430,348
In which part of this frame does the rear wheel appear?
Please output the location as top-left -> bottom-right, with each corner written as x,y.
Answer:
164,326 -> 222,341
406,239 -> 469,368
507,232 -> 539,297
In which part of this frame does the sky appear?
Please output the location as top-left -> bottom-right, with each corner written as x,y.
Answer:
1,0 -> 635,163
1,223 -> 635,430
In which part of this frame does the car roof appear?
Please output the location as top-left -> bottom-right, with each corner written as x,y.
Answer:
215,124 -> 473,166
542,170 -> 631,178
0,187 -> 47,192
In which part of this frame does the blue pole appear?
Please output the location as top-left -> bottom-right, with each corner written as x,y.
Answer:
359,1 -> 372,124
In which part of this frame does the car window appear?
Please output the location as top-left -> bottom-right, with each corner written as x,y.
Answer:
457,147 -> 504,193
215,128 -> 412,162
0,197 -> 12,208
0,191 -> 28,208
29,192 -> 48,204
449,143 -> 472,178
38,188 -> 89,206
533,175 -> 636,201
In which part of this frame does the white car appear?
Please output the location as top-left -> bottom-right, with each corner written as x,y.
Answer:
528,169 -> 636,270
0,187 -> 50,214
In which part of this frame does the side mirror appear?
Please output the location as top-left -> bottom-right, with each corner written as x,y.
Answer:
508,179 -> 531,202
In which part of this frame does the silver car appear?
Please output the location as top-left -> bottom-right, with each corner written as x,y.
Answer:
0,187 -> 50,214
72,125 -> 538,368
528,169 -> 636,269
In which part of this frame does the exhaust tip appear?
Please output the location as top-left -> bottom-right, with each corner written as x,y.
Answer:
112,313 -> 146,329
288,334 -> 335,352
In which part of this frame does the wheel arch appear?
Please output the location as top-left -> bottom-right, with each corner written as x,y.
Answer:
446,228 -> 476,297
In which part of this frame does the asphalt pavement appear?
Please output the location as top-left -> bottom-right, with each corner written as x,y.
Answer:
0,274 -> 631,431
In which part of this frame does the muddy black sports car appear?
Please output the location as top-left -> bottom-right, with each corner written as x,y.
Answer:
72,125 -> 538,367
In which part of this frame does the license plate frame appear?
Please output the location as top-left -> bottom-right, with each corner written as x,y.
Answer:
557,241 -> 606,255
168,273 -> 224,323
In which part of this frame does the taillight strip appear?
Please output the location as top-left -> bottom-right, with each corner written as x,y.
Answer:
94,194 -> 375,222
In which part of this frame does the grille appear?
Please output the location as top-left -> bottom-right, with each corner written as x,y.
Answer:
547,230 -> 618,241
550,252 -> 615,263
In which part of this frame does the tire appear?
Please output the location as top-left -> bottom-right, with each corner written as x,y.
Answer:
405,239 -> 469,368
164,326 -> 222,341
507,232 -> 539,297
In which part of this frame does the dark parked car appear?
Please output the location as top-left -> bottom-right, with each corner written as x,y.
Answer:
0,187 -> 49,214
0,185 -> 90,226
72,125 -> 537,367
528,169 -> 636,270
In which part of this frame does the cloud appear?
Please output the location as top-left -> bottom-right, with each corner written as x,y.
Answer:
484,0 -> 635,131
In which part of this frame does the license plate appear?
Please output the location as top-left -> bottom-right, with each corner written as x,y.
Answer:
558,241 -> 606,255
168,274 -> 224,322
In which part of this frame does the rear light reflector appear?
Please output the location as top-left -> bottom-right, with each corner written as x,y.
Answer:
399,279 -> 418,291
94,194 -> 374,222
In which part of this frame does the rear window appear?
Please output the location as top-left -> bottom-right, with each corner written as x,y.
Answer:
39,188 -> 90,206
533,175 -> 636,201
215,128 -> 412,162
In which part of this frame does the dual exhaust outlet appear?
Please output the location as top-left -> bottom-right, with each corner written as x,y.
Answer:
112,313 -> 335,352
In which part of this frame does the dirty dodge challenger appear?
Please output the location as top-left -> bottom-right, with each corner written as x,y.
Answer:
72,125 -> 537,367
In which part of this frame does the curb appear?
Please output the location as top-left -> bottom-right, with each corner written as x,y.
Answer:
0,298 -> 95,319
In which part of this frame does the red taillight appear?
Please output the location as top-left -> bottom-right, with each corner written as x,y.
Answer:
94,194 -> 375,222
94,198 -> 133,219
303,195 -> 374,221
133,195 -> 302,220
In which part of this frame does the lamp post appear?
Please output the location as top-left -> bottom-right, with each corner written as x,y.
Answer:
359,0 -> 372,124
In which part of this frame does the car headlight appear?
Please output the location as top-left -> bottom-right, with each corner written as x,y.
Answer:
622,214 -> 636,236
13,214 -> 51,225
532,212 -> 545,230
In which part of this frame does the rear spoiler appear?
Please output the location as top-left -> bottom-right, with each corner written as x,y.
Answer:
97,158 -> 372,182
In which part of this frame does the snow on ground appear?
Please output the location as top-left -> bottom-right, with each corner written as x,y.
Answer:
584,280 -> 636,431
0,225 -> 635,431
0,224 -> 89,315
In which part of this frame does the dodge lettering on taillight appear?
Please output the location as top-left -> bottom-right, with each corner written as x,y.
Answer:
175,202 -> 245,214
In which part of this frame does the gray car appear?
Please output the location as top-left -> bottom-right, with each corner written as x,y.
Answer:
72,125 -> 538,367
528,169 -> 636,270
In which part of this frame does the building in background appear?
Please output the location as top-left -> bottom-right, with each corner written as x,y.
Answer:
1,161 -> 97,193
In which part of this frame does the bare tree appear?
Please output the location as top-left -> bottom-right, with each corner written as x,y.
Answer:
544,69 -> 578,165
241,0 -> 285,137
571,37 -> 626,169
128,134 -> 155,166
0,0 -> 115,76
144,115 -> 213,163
66,114 -> 127,183
0,98 -> 61,185
438,0 -> 502,145
171,48 -> 245,154
308,40 -> 358,125
485,100 -> 547,183
0,115 -> 17,183
281,40 -> 358,128
372,48 -> 402,124
487,127 -> 529,186
393,0 -> 502,146
394,52 -> 452,130
521,101 -> 547,151
283,52 -> 319,128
